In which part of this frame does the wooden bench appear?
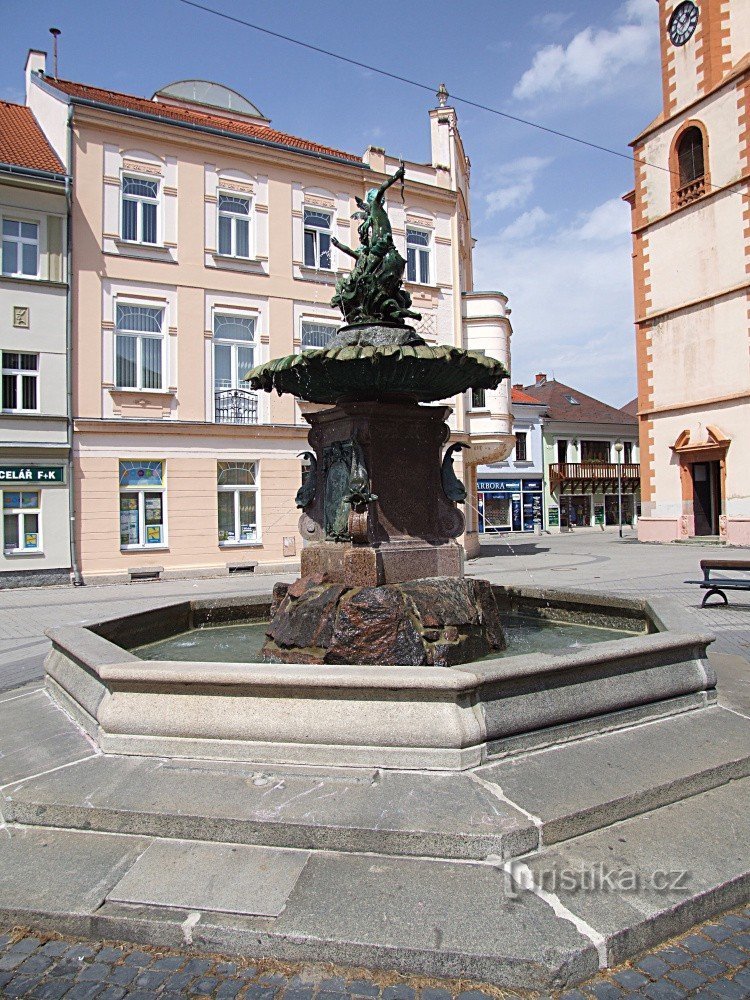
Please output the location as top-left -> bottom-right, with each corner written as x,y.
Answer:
687,558 -> 750,607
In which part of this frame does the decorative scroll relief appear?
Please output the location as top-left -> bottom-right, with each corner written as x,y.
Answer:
406,214 -> 435,229
220,180 -> 254,194
122,160 -> 163,176
306,195 -> 335,209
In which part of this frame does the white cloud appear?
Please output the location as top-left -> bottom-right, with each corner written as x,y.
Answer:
513,0 -> 658,102
532,11 -> 575,33
483,156 -> 551,216
501,207 -> 550,241
474,197 -> 636,403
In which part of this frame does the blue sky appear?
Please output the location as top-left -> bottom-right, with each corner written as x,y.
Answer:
2,0 -> 663,406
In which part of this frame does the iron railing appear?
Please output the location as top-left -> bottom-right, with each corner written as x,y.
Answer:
214,388 -> 259,424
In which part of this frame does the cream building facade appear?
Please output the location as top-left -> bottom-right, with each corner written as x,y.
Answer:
26,56 -> 512,581
627,0 -> 750,544
0,99 -> 71,586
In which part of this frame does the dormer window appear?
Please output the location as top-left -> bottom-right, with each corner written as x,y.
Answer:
674,125 -> 706,208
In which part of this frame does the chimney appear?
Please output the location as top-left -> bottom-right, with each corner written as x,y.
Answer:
25,49 -> 46,105
512,383 -> 523,390
535,373 -> 547,385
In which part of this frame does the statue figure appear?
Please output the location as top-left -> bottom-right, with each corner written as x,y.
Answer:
295,452 -> 317,510
441,443 -> 469,504
331,164 -> 422,327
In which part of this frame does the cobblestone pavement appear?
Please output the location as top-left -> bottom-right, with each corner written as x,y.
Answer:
0,906 -> 748,998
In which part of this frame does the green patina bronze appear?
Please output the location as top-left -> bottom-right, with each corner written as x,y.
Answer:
246,165 -> 508,404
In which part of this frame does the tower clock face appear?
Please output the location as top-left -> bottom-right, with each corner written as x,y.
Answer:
668,1 -> 699,46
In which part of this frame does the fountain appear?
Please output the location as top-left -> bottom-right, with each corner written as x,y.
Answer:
43,166 -> 717,771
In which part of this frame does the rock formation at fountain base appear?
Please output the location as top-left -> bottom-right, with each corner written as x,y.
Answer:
262,575 -> 506,668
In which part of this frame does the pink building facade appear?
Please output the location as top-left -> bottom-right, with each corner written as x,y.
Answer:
26,58 -> 512,581
627,0 -> 750,545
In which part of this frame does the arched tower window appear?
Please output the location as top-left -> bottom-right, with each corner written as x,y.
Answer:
674,125 -> 707,207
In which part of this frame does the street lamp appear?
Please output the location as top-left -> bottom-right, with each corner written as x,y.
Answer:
614,440 -> 623,538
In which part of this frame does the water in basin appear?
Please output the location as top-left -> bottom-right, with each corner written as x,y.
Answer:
133,613 -> 636,663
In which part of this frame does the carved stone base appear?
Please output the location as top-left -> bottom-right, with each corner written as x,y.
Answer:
263,575 -> 506,668
300,541 -> 464,587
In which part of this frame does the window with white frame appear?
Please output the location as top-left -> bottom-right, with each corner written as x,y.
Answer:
213,313 -> 258,424
115,303 -> 165,390
217,461 -> 259,544
119,460 -> 166,548
515,432 -> 528,462
406,227 -> 431,284
218,193 -> 251,258
303,208 -> 332,269
2,220 -> 39,277
121,175 -> 159,244
3,490 -> 40,553
301,320 -> 336,349
471,387 -> 486,409
2,353 -> 38,412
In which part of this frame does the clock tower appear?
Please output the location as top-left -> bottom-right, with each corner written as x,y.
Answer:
626,0 -> 750,544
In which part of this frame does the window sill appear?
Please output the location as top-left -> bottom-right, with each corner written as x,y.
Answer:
0,274 -> 65,289
404,281 -> 439,292
3,550 -> 43,557
468,407 -> 490,414
120,545 -> 169,553
110,387 -> 176,396
1,410 -> 41,416
299,265 -> 337,279
219,540 -> 262,548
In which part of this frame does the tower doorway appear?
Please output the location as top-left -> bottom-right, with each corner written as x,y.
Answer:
691,461 -> 721,536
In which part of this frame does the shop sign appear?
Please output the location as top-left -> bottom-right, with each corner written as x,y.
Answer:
522,479 -> 543,491
0,465 -> 65,484
548,506 -> 560,526
594,504 -> 605,526
478,479 -> 521,492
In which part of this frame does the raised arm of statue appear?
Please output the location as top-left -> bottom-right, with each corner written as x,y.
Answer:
331,235 -> 359,259
375,163 -> 405,203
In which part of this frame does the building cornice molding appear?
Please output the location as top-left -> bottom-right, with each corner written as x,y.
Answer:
631,170 -> 750,236
72,418 -> 310,439
641,388 -> 750,418
635,277 -> 750,325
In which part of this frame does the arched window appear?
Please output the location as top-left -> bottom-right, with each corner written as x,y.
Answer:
674,125 -> 706,206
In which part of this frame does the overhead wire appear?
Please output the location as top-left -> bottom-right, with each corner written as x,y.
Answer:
172,0 -> 745,199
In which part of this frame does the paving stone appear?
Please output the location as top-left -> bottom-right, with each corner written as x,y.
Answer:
668,968 -> 708,989
680,934 -> 714,954
97,988 -> 127,1000
0,687 -> 93,784
0,953 -> 28,971
59,982 -> 105,1000
62,945 -> 97,961
122,950 -> 152,967
39,942 -> 70,958
695,956 -> 730,976
318,978 -> 348,993
215,961 -> 238,975
9,937 -> 42,954
191,977 -> 219,994
712,945 -> 748,965
723,915 -> 750,931
107,965 -> 139,986
282,989 -> 314,1000
162,971 -> 195,991
642,981 -> 685,999
348,981 -> 380,997
383,986 -> 416,1000
217,980 -> 246,999
125,992 -> 160,1000
78,963 -> 112,982
612,969 -> 650,989
636,956 -> 672,977
731,932 -> 750,951
705,925 -> 735,942
734,968 -> 750,987
245,988 -> 280,1000
4,976 -> 43,997
49,960 -> 84,978
182,958 -> 213,976
0,970 -> 14,988
29,979 -> 75,999
559,993 -> 588,1000
95,947 -> 125,963
655,946 -> 692,967
19,954 -> 55,974
586,984 -> 625,1000
133,970 -> 169,989
151,956 -> 184,972
706,981 -> 750,999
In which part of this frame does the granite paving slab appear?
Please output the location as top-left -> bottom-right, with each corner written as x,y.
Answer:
0,687 -> 95,788
476,706 -> 750,844
4,753 -> 537,860
0,827 -> 150,916
107,841 -> 310,917
521,774 -> 750,966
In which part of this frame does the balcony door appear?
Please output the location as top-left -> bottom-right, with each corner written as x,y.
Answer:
213,313 -> 257,424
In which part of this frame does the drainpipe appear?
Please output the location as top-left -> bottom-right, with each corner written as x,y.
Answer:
64,103 -> 83,585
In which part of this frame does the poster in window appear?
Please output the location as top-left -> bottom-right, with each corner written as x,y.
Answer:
144,494 -> 163,525
24,532 -> 39,549
119,495 -> 139,546
146,525 -> 162,544
548,506 -> 560,526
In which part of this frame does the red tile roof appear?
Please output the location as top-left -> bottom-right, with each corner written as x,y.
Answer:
621,396 -> 639,416
46,78 -> 363,164
511,386 -> 542,405
0,101 -> 64,175
522,378 -> 637,426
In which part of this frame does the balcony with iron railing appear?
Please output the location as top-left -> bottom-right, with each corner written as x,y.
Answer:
550,462 -> 641,492
214,387 -> 259,424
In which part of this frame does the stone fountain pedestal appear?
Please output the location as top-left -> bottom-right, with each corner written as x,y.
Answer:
298,399 -> 465,587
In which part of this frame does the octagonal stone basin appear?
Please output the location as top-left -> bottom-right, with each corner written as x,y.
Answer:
44,585 -> 715,771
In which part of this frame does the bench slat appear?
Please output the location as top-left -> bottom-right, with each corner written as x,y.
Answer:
700,559 -> 750,571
